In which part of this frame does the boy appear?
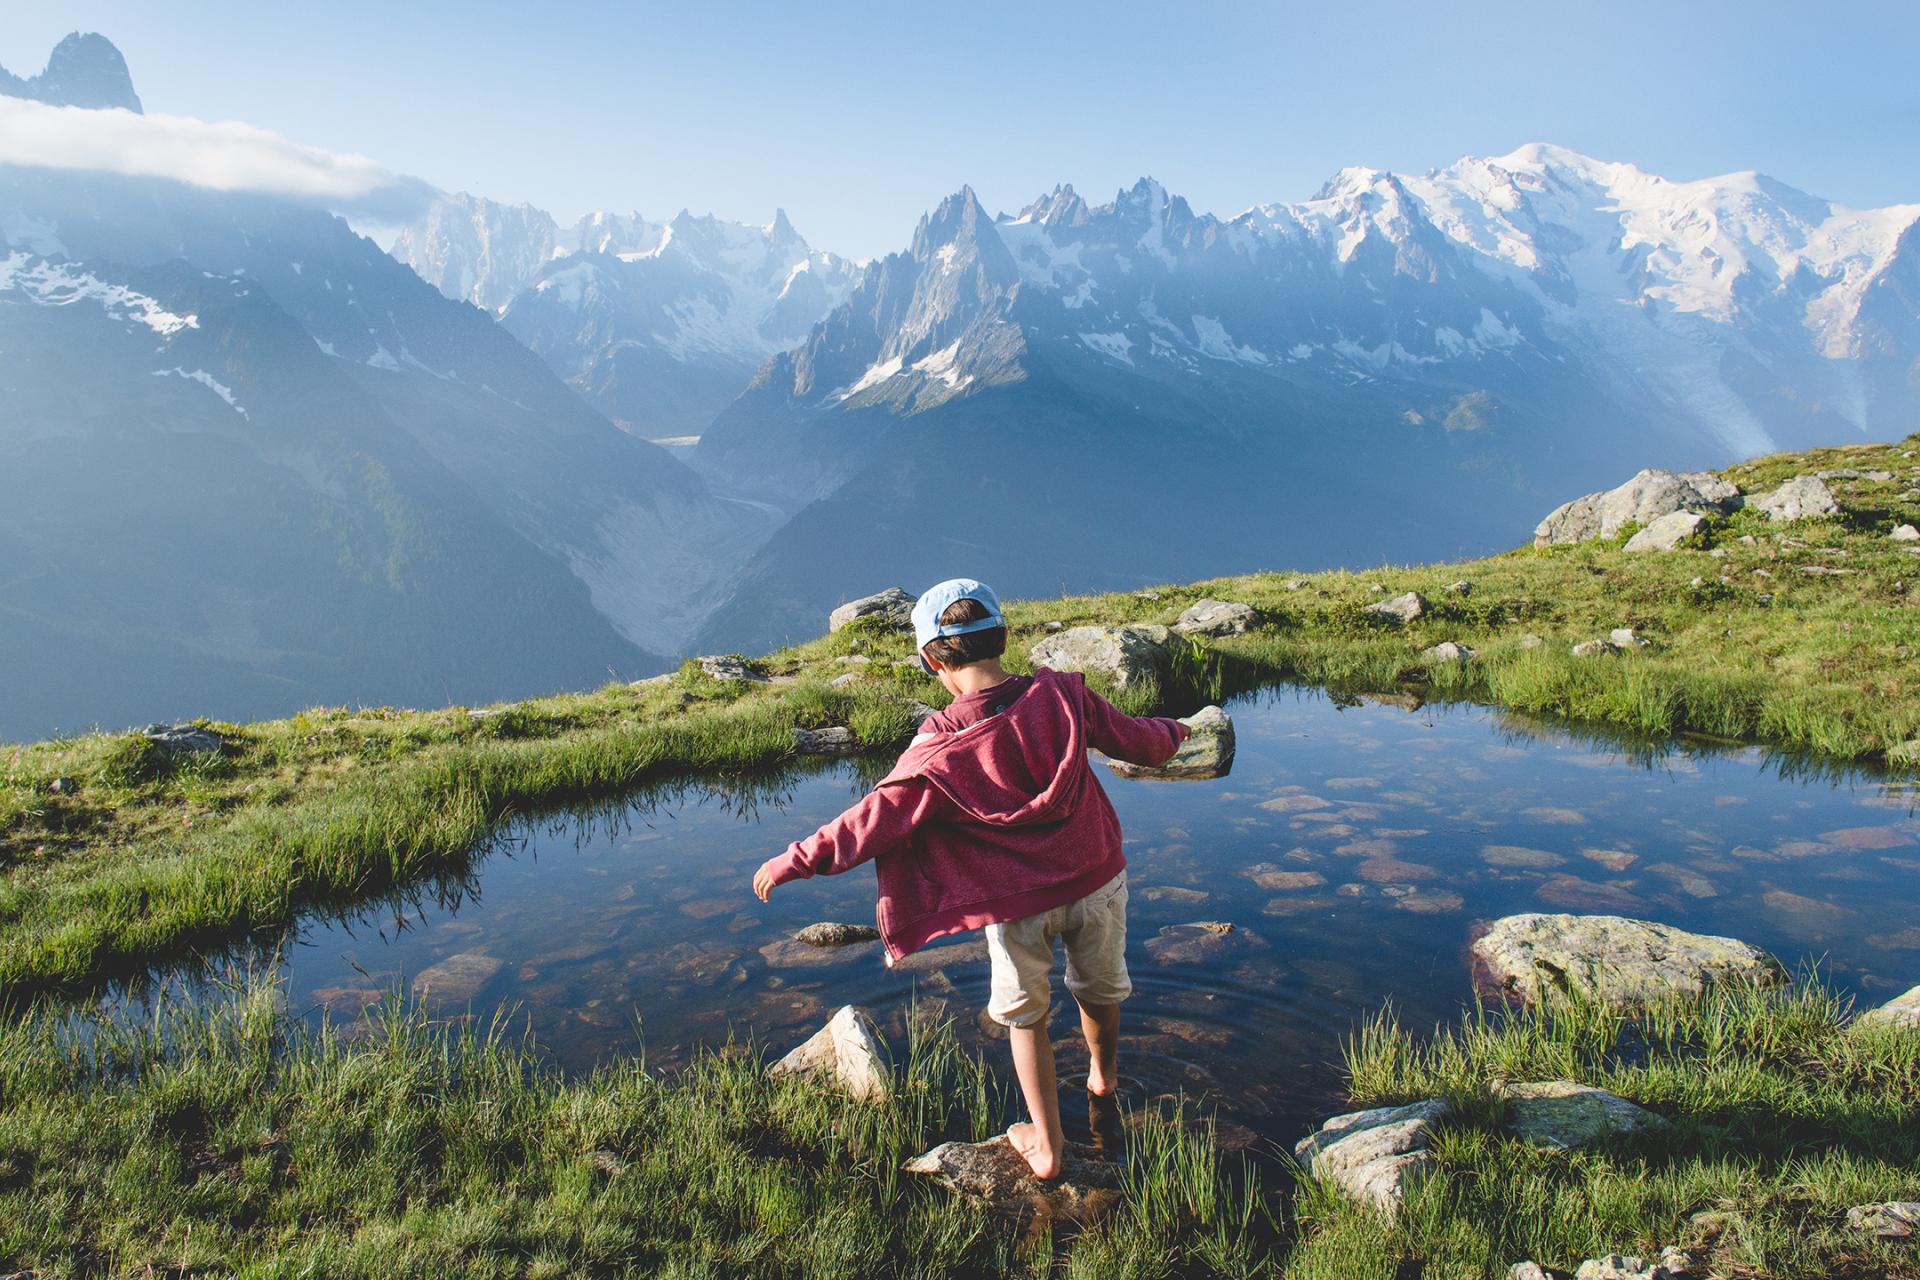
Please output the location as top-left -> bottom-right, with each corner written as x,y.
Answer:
752,578 -> 1188,1178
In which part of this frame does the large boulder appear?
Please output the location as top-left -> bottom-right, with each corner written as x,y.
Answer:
1857,984 -> 1920,1031
903,1137 -> 1121,1228
1172,599 -> 1257,637
829,587 -> 915,633
1747,475 -> 1839,523
1534,469 -> 1740,547
1623,510 -> 1706,553
144,723 -> 230,757
1293,1099 -> 1449,1213
1497,1080 -> 1667,1149
1108,705 -> 1234,780
1472,914 -> 1786,1009
1364,592 -> 1428,624
769,1005 -> 891,1100
1029,624 -> 1171,691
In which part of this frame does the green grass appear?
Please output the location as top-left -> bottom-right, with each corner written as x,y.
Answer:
0,976 -> 1275,1278
3,434 -> 1918,997
1287,979 -> 1920,1279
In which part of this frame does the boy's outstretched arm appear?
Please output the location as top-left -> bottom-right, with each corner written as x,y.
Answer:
1083,687 -> 1190,768
752,778 -> 945,900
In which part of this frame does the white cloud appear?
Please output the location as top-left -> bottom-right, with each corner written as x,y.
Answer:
0,97 -> 437,220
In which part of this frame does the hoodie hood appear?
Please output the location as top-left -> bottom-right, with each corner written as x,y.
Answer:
881,668 -> 1093,827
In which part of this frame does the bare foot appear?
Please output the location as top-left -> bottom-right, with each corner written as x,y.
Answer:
1006,1122 -> 1064,1180
1086,1067 -> 1118,1099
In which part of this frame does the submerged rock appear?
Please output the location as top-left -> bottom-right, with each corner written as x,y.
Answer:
1472,913 -> 1786,1009
828,587 -> 915,632
902,1136 -> 1121,1227
409,950 -> 503,1004
1857,984 -> 1920,1030
1534,469 -> 1741,547
1108,705 -> 1235,780
769,1005 -> 891,1100
1028,624 -> 1171,690
794,921 -> 882,948
1748,475 -> 1839,523
1293,1099 -> 1449,1213
1144,920 -> 1259,965
1172,599 -> 1258,637
1497,1080 -> 1667,1149
1364,591 -> 1428,624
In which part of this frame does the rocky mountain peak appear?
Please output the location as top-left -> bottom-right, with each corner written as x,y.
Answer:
0,32 -> 143,113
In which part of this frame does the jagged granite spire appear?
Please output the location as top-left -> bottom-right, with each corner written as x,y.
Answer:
0,32 -> 143,112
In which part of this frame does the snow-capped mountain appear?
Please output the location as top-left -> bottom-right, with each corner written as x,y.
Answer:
692,153 -> 1919,652
394,194 -> 858,437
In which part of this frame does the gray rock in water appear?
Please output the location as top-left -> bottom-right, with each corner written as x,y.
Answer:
1857,984 -> 1920,1031
1473,913 -> 1786,1009
795,922 -> 882,947
793,726 -> 858,756
769,1005 -> 891,1100
1421,641 -> 1474,662
1534,469 -> 1741,547
1108,705 -> 1234,780
1029,624 -> 1171,691
144,723 -> 229,756
903,1136 -> 1121,1228
1293,1098 -> 1449,1213
1172,599 -> 1258,637
1624,510 -> 1706,553
1497,1080 -> 1667,1148
829,587 -> 915,633
1365,592 -> 1428,624
696,655 -> 769,683
1847,1200 -> 1920,1238
410,950 -> 503,1005
1748,475 -> 1839,523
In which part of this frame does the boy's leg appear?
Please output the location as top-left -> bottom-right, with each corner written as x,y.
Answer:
1061,871 -> 1131,1097
1006,1022 -> 1066,1179
1075,998 -> 1121,1097
986,915 -> 1068,1179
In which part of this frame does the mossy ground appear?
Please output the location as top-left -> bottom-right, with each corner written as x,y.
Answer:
0,435 -> 1917,1275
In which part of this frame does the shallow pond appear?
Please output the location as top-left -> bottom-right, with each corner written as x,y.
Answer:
123,688 -> 1920,1146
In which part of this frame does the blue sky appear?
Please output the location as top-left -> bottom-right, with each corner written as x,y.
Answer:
6,0 -> 1916,258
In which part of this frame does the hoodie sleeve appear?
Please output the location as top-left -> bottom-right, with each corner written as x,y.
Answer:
1083,687 -> 1190,767
763,778 -> 949,886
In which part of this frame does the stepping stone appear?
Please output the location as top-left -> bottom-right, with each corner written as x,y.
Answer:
769,1005 -> 891,1100
1472,913 -> 1786,1009
1108,705 -> 1235,780
794,921 -> 881,947
903,1136 -> 1121,1229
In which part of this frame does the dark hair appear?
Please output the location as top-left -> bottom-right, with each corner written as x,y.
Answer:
922,597 -> 1006,668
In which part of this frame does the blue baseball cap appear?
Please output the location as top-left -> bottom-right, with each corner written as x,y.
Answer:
912,578 -> 1005,669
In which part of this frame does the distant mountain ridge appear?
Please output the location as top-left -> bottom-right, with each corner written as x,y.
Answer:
0,32 -> 142,113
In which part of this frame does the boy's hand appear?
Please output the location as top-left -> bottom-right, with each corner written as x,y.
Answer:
752,862 -> 778,903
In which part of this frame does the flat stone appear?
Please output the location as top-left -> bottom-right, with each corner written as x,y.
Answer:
1028,624 -> 1171,690
1748,475 -> 1839,523
829,587 -> 915,633
1365,591 -> 1428,624
1484,845 -> 1568,869
1536,876 -> 1644,913
1172,599 -> 1258,637
793,726 -> 858,755
757,937 -> 879,969
1144,920 -> 1260,965
1472,913 -> 1787,1009
410,950 -> 503,1005
1394,889 -> 1465,914
1534,469 -> 1741,546
1847,1201 -> 1920,1238
1293,1099 -> 1450,1213
1138,885 -> 1210,904
144,723 -> 230,756
1497,1080 -> 1668,1149
1857,984 -> 1920,1031
1245,865 -> 1327,891
695,655 -> 769,683
1624,510 -> 1706,553
830,672 -> 861,688
1108,705 -> 1234,780
794,922 -> 882,947
1422,641 -> 1474,662
903,1136 -> 1121,1228
1571,639 -> 1620,658
769,1005 -> 891,1100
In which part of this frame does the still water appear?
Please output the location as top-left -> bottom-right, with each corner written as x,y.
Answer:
145,688 -> 1920,1144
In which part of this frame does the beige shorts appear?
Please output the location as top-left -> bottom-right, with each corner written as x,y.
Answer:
984,870 -> 1131,1028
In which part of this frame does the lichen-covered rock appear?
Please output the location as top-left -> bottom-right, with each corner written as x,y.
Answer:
828,587 -> 915,633
794,922 -> 882,948
1365,591 -> 1428,624
1570,639 -> 1619,658
1028,624 -> 1171,690
903,1136 -> 1121,1227
769,1005 -> 891,1100
1847,1200 -> 1920,1238
1534,469 -> 1740,546
1108,705 -> 1234,780
793,726 -> 858,755
1497,1080 -> 1667,1148
1472,913 -> 1787,1009
695,655 -> 769,683
1293,1099 -> 1449,1213
1624,510 -> 1706,553
1172,599 -> 1258,637
1857,984 -> 1920,1030
1748,475 -> 1839,523
144,723 -> 230,756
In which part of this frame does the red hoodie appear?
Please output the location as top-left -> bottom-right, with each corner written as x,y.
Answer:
763,667 -> 1188,961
